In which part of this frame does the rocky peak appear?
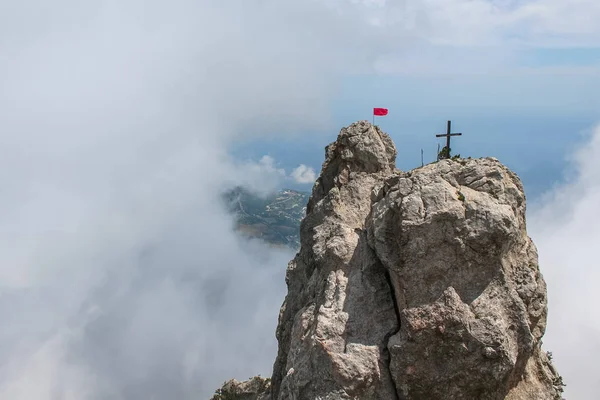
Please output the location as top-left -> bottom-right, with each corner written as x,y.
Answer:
307,120 -> 397,212
212,122 -> 563,400
324,120 -> 396,174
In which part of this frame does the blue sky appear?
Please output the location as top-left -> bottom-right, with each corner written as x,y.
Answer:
231,66 -> 600,201
520,47 -> 600,67
231,39 -> 600,201
228,1 -> 600,205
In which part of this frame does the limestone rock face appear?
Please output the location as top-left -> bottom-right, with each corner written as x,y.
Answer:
213,121 -> 563,400
367,157 -> 561,399
271,121 -> 400,400
268,121 -> 562,400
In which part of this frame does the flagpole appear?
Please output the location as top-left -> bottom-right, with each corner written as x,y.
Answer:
372,107 -> 387,126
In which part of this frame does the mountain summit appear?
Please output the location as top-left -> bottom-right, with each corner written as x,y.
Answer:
213,121 -> 563,400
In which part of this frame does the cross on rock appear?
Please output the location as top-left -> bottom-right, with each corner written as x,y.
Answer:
436,120 -> 462,159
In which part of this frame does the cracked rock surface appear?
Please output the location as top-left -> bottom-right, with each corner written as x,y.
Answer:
367,154 -> 561,400
271,121 -> 400,400
214,121 -> 562,400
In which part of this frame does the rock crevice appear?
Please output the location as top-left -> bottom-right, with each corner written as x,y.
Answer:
381,265 -> 403,400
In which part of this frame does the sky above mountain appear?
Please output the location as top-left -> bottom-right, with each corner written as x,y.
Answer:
0,1 -> 599,399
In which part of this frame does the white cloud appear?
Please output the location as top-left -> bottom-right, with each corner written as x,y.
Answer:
256,155 -> 287,178
363,0 -> 600,47
230,156 -> 317,190
341,0 -> 600,75
229,156 -> 287,196
0,1 -> 344,398
529,124 -> 600,399
291,164 -> 317,184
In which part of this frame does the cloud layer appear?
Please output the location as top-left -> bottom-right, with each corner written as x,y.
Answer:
0,1 -> 342,398
529,124 -> 600,399
291,164 -> 317,184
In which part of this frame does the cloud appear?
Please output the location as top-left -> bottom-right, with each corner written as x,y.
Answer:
290,164 -> 317,184
529,124 -> 600,399
358,0 -> 600,47
230,156 -> 287,195
0,1 -> 349,398
343,0 -> 600,75
227,156 -> 316,194
231,156 -> 317,189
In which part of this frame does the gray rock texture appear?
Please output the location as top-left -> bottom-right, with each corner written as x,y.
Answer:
213,121 -> 563,400
367,155 -> 562,400
271,121 -> 400,400
211,377 -> 271,400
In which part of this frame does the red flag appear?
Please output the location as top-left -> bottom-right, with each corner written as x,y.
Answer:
373,107 -> 388,116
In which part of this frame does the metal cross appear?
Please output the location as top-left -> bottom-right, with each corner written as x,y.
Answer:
436,120 -> 462,159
